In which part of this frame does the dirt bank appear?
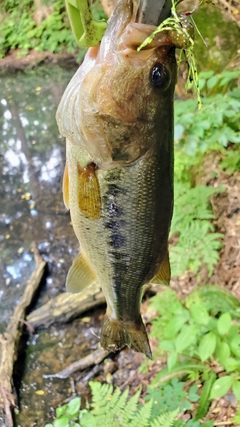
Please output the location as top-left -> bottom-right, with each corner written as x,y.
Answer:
0,49 -> 78,71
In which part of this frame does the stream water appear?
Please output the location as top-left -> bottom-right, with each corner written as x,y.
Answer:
0,66 -> 103,426
0,4 -> 239,427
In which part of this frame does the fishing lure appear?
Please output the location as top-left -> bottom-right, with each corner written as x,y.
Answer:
138,0 -> 204,107
66,0 -> 107,48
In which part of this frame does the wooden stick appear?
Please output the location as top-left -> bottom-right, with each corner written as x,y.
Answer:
44,348 -> 110,379
0,246 -> 46,427
214,421 -> 233,426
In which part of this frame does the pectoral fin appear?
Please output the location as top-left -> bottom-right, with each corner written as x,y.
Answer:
62,162 -> 70,209
151,250 -> 171,285
66,252 -> 96,293
77,162 -> 101,220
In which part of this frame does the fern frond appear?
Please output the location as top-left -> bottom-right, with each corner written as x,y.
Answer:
121,390 -> 141,425
109,385 -> 122,408
112,387 -> 130,425
90,381 -> 114,408
129,399 -> 153,427
89,382 -> 146,427
150,408 -> 179,427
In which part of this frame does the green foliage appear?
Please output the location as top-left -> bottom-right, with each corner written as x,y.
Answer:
44,383 -> 179,427
146,378 -> 199,419
151,409 -> 179,427
0,0 -> 75,57
232,406 -> 240,425
0,0 -> 106,57
44,396 -> 81,427
174,421 -> 213,427
220,148 -> 240,174
199,70 -> 240,96
194,372 -> 216,420
171,70 -> 240,278
185,285 -> 240,318
170,181 -> 223,277
174,71 -> 240,158
148,286 -> 240,404
45,379 -> 216,427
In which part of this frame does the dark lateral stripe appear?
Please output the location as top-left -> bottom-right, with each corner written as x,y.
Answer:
105,183 -> 127,196
104,219 -> 126,230
109,233 -> 125,249
107,201 -> 123,218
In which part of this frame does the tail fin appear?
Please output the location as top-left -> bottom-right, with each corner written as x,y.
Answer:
100,316 -> 152,359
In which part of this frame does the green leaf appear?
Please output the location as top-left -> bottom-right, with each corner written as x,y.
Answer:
189,303 -> 210,326
175,325 -> 197,353
210,376 -> 233,399
164,315 -> 188,338
66,397 -> 81,416
79,410 -> 96,427
207,75 -> 219,89
174,124 -> 185,141
160,340 -> 175,352
199,70 -> 214,79
195,373 -> 216,420
224,357 -> 240,372
188,385 -> 200,402
232,381 -> 240,400
201,422 -> 214,427
228,324 -> 239,340
150,407 -> 179,427
230,341 -> 240,359
167,351 -> 178,371
198,332 -> 217,362
53,416 -> 70,427
44,425 -> 53,427
217,313 -> 232,335
216,341 -> 230,366
56,405 -> 68,418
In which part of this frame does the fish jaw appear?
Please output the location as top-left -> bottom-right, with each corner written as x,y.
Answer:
56,0 -> 177,171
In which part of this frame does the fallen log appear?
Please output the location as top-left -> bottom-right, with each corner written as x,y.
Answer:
0,247 -> 46,427
27,283 -> 160,329
27,283 -> 105,328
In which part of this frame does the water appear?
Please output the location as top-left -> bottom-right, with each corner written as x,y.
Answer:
0,66 -> 103,427
0,66 -> 77,331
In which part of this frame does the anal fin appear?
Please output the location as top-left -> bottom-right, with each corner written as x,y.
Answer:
66,252 -> 96,293
151,250 -> 171,285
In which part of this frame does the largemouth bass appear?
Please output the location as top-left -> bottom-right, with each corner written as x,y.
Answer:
56,0 -> 183,358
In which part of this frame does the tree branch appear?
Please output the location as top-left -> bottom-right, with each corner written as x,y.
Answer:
0,246 -> 46,427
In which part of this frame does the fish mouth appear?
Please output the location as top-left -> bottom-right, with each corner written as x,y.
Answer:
115,0 -> 174,61
119,23 -> 173,60
102,0 -> 173,61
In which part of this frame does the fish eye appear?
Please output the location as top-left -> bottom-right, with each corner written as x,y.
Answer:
150,63 -> 170,89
